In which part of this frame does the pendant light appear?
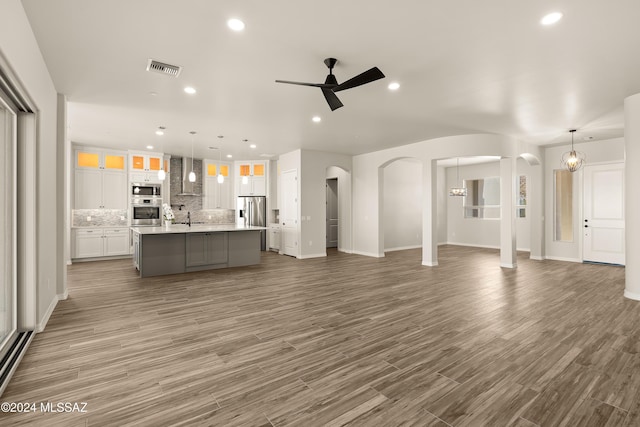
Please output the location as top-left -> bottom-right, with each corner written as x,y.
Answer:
188,131 -> 196,182
561,129 -> 586,172
157,126 -> 166,181
449,157 -> 467,196
217,147 -> 224,184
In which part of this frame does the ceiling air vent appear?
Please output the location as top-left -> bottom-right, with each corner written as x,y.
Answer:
146,59 -> 182,77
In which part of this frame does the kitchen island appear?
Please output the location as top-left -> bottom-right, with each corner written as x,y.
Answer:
131,224 -> 266,278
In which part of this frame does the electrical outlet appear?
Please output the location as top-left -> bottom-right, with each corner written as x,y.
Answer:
86,216 -> 91,221
309,240 -> 313,246
120,216 -> 125,221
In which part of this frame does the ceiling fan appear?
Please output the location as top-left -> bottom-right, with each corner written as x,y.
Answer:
275,58 -> 385,111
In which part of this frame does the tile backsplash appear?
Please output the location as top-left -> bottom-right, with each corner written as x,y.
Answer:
73,209 -> 128,227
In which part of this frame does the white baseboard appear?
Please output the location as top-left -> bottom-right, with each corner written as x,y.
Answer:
529,255 -> 544,261
500,263 -> 518,269
544,255 -> 582,263
384,245 -> 422,252
58,289 -> 69,301
298,253 -> 327,259
352,250 -> 385,258
422,260 -> 438,267
337,248 -> 353,254
624,289 -> 640,301
446,242 -> 500,250
36,296 -> 59,333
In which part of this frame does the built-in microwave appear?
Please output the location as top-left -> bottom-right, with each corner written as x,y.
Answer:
131,183 -> 161,198
131,197 -> 162,226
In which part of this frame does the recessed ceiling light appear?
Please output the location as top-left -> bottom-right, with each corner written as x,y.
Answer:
250,144 -> 257,149
146,145 -> 154,150
226,154 -> 233,158
312,116 -> 321,123
227,18 -> 245,31
184,86 -> 196,94
540,12 -> 563,26
155,126 -> 165,136
388,82 -> 400,90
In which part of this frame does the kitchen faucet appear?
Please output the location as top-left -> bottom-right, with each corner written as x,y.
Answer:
187,211 -> 191,227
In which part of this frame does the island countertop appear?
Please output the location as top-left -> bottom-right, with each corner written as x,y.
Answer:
131,224 -> 267,235
131,224 -> 264,277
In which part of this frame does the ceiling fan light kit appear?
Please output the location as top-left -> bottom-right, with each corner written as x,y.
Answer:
276,57 -> 385,111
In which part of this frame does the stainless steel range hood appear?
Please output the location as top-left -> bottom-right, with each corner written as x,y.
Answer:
177,157 -> 201,196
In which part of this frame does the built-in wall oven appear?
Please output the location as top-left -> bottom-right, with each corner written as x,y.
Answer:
131,197 -> 162,226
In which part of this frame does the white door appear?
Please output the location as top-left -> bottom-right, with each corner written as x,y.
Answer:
326,178 -> 338,248
583,162 -> 625,265
281,169 -> 298,257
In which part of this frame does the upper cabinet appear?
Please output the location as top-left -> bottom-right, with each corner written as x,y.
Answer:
236,161 -> 266,196
74,148 -> 128,209
203,160 -> 233,209
75,148 -> 126,171
129,151 -> 164,183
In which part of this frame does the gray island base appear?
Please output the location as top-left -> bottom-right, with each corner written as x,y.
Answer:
131,225 -> 265,278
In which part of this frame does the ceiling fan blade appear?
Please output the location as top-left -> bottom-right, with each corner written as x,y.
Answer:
275,80 -> 334,88
321,88 -> 344,111
332,67 -> 385,93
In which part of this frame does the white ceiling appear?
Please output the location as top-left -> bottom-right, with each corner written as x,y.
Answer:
20,0 -> 640,161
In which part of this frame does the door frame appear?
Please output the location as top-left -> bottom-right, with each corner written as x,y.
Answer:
326,178 -> 338,248
581,161 -> 625,265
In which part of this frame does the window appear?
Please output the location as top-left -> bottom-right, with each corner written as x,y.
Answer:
554,169 -> 573,241
463,177 -> 500,219
517,175 -> 527,218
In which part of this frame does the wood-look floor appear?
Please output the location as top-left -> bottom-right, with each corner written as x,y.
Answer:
1,246 -> 638,426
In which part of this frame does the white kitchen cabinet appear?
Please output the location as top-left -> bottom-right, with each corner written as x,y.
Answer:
130,152 -> 164,183
236,161 -> 266,196
74,228 -> 130,259
268,224 -> 281,251
75,229 -> 104,258
75,165 -> 127,209
203,160 -> 233,209
74,147 -> 128,209
75,148 -> 127,171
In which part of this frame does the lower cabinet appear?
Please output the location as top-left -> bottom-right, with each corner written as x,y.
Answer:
74,228 -> 130,259
186,232 -> 228,268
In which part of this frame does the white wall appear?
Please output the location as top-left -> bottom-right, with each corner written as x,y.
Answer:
383,158 -> 422,251
299,150 -> 352,258
0,0 -> 61,329
544,137 -> 625,262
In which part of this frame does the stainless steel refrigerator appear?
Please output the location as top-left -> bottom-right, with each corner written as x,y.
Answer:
236,196 -> 266,250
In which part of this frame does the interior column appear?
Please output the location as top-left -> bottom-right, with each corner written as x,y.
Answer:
624,93 -> 640,300
500,157 -> 517,268
422,159 -> 438,266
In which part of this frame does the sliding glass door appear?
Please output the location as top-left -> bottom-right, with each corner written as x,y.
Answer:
0,92 -> 17,362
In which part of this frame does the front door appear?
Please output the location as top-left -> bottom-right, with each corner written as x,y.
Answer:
326,178 -> 338,248
583,162 -> 625,265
